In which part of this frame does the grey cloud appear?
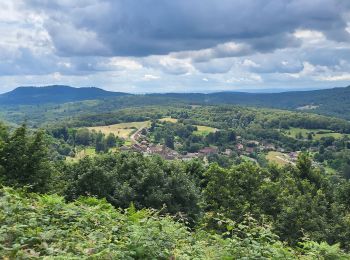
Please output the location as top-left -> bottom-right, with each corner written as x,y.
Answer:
194,59 -> 234,74
23,0 -> 350,57
304,48 -> 350,67
0,48 -> 56,76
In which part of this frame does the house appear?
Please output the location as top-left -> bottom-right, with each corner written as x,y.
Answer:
199,147 -> 218,156
181,153 -> 199,161
147,144 -> 163,154
264,143 -> 276,151
289,152 -> 300,161
236,143 -> 244,150
141,140 -> 148,145
163,150 -> 179,160
223,149 -> 233,156
132,144 -> 146,152
119,146 -> 130,151
245,147 -> 255,154
247,140 -> 260,146
308,146 -> 319,152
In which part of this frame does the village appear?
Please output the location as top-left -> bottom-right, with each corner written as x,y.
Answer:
118,125 -> 303,166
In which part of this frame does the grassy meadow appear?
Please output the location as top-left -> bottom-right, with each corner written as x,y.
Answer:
87,121 -> 151,139
266,151 -> 293,166
282,127 -> 347,140
193,125 -> 218,136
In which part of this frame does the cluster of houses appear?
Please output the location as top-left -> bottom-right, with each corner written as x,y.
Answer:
119,127 -> 294,162
235,140 -> 277,155
119,132 -> 282,161
121,141 -> 220,161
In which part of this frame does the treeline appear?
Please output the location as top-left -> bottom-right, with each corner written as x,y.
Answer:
149,120 -> 236,152
170,106 -> 350,133
1,123 -> 350,258
49,126 -> 124,158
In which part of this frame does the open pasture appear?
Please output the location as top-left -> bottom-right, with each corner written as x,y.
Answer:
87,121 -> 151,139
193,125 -> 218,136
282,128 -> 347,140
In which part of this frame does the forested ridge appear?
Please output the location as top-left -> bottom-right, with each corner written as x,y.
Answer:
1,122 -> 350,258
1,85 -> 350,125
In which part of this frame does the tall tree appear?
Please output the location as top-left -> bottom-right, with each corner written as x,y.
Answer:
0,125 -> 28,187
26,130 -> 52,192
0,125 -> 51,192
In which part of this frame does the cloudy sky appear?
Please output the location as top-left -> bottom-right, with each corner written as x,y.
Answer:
0,0 -> 350,93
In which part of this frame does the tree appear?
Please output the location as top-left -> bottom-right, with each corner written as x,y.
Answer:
342,163 -> 350,180
296,153 -> 312,179
75,128 -> 90,146
26,130 -> 52,192
0,125 -> 29,187
64,153 -> 201,221
0,125 -> 51,192
165,134 -> 174,149
203,162 -> 273,221
106,133 -> 117,148
95,132 -> 107,153
307,132 -> 313,140
319,145 -> 325,154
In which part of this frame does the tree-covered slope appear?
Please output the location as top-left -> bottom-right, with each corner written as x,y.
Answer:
1,85 -> 350,120
150,85 -> 350,119
0,85 -> 129,105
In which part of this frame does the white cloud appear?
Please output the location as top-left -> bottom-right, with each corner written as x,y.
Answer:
294,30 -> 326,45
242,59 -> 260,68
143,74 -> 160,81
319,74 -> 350,81
108,58 -> 143,70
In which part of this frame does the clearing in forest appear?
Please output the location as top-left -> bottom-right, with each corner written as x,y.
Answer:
87,121 -> 151,139
282,128 -> 347,140
159,117 -> 178,123
266,151 -> 293,166
193,125 -> 218,136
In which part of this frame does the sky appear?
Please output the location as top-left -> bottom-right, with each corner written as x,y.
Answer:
0,0 -> 350,93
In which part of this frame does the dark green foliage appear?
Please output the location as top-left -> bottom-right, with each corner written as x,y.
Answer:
75,128 -> 90,146
94,132 -> 107,153
203,162 -> 273,220
0,125 -> 52,192
203,157 -> 350,249
0,85 -> 128,105
164,134 -> 174,149
2,85 -> 350,122
106,133 -> 117,148
1,187 -> 349,259
64,153 -> 202,221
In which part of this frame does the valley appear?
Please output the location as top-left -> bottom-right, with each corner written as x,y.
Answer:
2,2 -> 350,257
1,86 -> 350,258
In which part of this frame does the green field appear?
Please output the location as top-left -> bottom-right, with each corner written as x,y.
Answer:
66,147 -> 96,162
282,128 -> 346,140
193,125 -> 218,136
87,121 -> 151,139
266,151 -> 292,166
159,117 -> 178,123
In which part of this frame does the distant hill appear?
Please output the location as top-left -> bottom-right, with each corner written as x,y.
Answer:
148,86 -> 350,119
1,85 -> 350,120
0,85 -> 129,105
